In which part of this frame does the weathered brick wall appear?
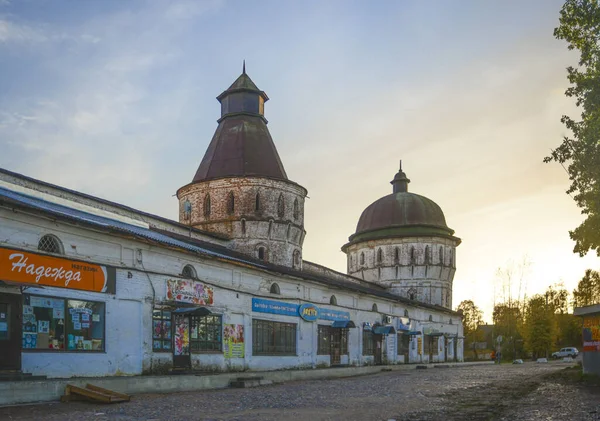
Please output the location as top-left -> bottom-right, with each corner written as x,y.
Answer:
344,237 -> 459,309
177,177 -> 307,268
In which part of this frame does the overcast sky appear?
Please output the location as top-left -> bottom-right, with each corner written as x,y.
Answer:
1,0 -> 598,320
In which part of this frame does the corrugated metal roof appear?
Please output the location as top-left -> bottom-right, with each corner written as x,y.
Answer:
0,186 -> 262,268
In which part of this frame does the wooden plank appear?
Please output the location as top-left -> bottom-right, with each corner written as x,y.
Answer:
66,384 -> 113,403
85,384 -> 130,401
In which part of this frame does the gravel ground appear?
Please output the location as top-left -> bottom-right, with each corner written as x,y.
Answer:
1,362 -> 598,421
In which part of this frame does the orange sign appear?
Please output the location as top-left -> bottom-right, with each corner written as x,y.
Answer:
0,247 -> 115,293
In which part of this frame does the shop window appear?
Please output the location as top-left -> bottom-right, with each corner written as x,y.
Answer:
362,330 -> 374,356
38,234 -> 64,255
152,308 -> 172,352
190,315 -> 222,352
252,319 -> 296,355
329,295 -> 337,305
227,191 -> 235,214
277,194 -> 285,218
22,295 -> 105,352
424,335 -> 431,355
270,283 -> 280,294
397,333 -> 410,355
318,325 -> 348,355
182,264 -> 197,279
372,303 -> 378,312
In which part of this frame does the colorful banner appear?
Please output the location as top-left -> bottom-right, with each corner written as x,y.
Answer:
223,324 -> 245,358
319,308 -> 351,322
167,279 -> 214,305
583,315 -> 600,352
0,247 -> 115,293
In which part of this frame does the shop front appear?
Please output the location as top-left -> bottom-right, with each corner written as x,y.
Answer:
153,279 -> 217,371
396,317 -> 411,363
0,246 -> 116,373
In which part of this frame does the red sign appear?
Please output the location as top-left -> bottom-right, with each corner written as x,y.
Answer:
0,247 -> 116,293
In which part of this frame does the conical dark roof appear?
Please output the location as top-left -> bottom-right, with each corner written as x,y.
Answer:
192,115 -> 288,182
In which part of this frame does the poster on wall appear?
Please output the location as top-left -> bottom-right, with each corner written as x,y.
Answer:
417,337 -> 422,355
167,279 -> 214,305
583,316 -> 600,351
223,324 -> 245,359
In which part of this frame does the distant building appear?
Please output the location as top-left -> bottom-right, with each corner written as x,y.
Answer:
0,67 -> 464,379
574,304 -> 600,375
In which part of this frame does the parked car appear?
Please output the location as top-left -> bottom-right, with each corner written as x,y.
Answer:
551,347 -> 579,358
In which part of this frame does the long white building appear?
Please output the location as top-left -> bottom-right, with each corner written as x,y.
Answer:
0,68 -> 463,378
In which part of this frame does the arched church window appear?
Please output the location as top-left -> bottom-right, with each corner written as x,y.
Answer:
203,193 -> 211,217
38,234 -> 64,255
227,191 -> 235,214
293,198 -> 299,220
183,199 -> 192,221
377,248 -> 383,264
270,283 -> 280,294
372,303 -> 378,312
330,295 -> 337,305
360,252 -> 365,265
277,194 -> 285,218
255,192 -> 261,212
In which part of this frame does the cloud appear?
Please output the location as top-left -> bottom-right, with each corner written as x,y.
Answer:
0,18 -> 47,42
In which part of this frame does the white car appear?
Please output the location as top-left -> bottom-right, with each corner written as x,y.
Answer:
551,347 -> 579,358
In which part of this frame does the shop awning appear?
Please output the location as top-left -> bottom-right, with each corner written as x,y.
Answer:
373,325 -> 396,335
173,307 -> 212,317
425,332 -> 444,337
331,320 -> 356,328
407,331 -> 421,335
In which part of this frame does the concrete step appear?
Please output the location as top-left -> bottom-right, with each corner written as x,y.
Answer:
230,379 -> 273,388
0,372 -> 47,382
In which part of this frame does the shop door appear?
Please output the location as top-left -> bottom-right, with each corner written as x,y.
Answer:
428,336 -> 435,362
172,314 -> 191,370
330,329 -> 342,365
374,334 -> 383,365
0,293 -> 22,371
453,339 -> 458,362
444,337 -> 449,362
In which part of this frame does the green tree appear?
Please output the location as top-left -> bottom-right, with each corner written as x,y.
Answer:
523,295 -> 556,359
545,0 -> 600,256
573,269 -> 600,307
493,303 -> 524,360
457,300 -> 484,359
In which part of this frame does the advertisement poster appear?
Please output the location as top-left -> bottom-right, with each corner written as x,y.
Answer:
223,324 -> 244,358
583,316 -> 600,352
167,279 -> 214,305
417,337 -> 423,355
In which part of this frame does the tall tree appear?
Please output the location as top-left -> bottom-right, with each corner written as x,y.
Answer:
493,303 -> 524,360
523,295 -> 556,359
573,269 -> 600,307
545,0 -> 600,256
457,300 -> 484,358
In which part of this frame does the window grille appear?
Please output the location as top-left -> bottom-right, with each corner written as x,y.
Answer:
38,235 -> 63,254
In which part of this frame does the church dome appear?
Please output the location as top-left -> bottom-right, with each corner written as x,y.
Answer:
345,162 -> 459,246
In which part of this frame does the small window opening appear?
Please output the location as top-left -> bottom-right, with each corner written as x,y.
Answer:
227,191 -> 235,214
360,252 -> 365,265
203,193 -> 211,217
429,315 -> 433,322
395,247 -> 400,264
258,247 -> 266,261
182,264 -> 197,279
241,218 -> 246,235
293,198 -> 300,220
439,246 -> 444,265
404,309 -> 409,318
38,234 -> 64,254
377,248 -> 383,264
277,194 -> 285,218
372,303 -> 378,312
255,192 -> 261,212
425,246 -> 430,264
410,247 -> 415,264
270,283 -> 280,294
330,295 -> 337,305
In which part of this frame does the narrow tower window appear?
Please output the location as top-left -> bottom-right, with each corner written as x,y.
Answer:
293,198 -> 299,220
258,247 -> 266,261
425,246 -> 430,264
439,246 -> 444,265
360,252 -> 365,265
449,249 -> 454,267
277,193 -> 285,218
227,191 -> 235,214
293,250 -> 301,268
395,247 -> 400,264
241,218 -> 246,235
377,248 -> 383,264
410,247 -> 415,264
203,193 -> 211,217
255,192 -> 261,212
372,303 -> 378,312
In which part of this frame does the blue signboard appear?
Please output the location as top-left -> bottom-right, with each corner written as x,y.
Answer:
298,303 -> 320,321
252,298 -> 299,317
251,298 -> 351,322
319,308 -> 351,322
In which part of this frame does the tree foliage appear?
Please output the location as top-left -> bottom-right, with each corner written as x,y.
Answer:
522,295 -> 556,359
545,0 -> 600,256
573,268 -> 600,307
457,300 -> 484,338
